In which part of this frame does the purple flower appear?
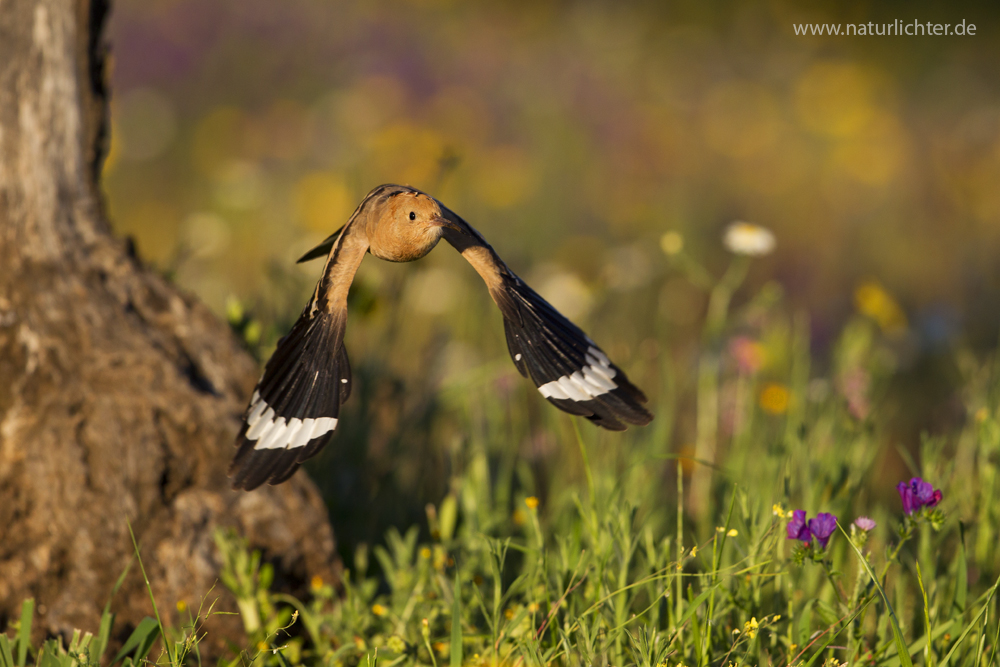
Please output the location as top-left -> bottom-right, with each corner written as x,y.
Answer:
786,510 -> 812,543
898,477 -> 943,514
854,516 -> 876,532
897,481 -> 916,514
809,513 -> 838,549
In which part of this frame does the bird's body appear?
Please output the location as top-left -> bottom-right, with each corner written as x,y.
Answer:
230,184 -> 653,490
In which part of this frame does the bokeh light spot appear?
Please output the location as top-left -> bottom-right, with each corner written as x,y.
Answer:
294,172 -> 353,232
795,62 -> 878,138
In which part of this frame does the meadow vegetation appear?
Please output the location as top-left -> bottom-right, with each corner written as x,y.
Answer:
4,232 -> 999,667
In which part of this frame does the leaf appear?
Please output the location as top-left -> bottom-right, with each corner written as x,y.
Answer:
111,617 -> 161,666
450,568 -> 462,667
1,634 -> 15,667
953,522 -> 967,613
17,598 -> 33,667
677,585 -> 716,629
39,640 -> 71,667
89,610 -> 115,666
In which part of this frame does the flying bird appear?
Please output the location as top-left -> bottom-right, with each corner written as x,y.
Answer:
230,184 -> 653,490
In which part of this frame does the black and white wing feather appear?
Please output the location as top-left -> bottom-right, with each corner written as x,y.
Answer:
439,207 -> 653,431
230,209 -> 373,490
498,273 -> 651,430
230,309 -> 351,490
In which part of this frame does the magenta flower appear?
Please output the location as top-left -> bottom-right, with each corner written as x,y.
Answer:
854,516 -> 876,532
809,513 -> 837,549
897,481 -> 916,514
912,478 -> 942,508
898,478 -> 942,514
786,510 -> 812,543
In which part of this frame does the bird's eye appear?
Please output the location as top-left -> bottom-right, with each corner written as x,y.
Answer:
409,211 -> 416,221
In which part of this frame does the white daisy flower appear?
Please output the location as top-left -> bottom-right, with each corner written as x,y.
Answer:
723,222 -> 775,257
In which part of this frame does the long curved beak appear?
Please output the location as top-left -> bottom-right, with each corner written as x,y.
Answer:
429,214 -> 463,232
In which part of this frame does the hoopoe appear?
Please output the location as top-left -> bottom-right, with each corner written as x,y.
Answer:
231,184 -> 652,490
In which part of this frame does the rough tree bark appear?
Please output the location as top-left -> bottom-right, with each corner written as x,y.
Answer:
0,0 -> 339,651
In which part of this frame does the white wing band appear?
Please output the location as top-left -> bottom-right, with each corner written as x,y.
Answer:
537,347 -> 618,401
244,391 -> 338,450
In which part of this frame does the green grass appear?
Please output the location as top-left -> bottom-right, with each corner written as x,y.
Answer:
7,252 -> 1000,667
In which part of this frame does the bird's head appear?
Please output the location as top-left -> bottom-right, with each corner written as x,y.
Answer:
368,189 -> 462,262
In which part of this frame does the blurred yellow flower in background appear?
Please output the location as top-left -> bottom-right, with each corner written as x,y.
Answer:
854,280 -> 907,334
660,231 -> 684,256
795,62 -> 877,138
759,383 -> 790,415
294,172 -> 354,232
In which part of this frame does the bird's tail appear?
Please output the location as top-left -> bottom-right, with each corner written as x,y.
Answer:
230,308 -> 351,490
491,274 -> 652,431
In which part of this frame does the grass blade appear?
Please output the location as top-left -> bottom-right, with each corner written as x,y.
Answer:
127,520 -> 174,666
1,634 -> 15,667
838,523 -> 914,667
938,572 -> 1000,667
111,617 -> 161,666
16,598 -> 33,667
916,561 -> 933,667
954,522 -> 968,613
450,568 -> 462,667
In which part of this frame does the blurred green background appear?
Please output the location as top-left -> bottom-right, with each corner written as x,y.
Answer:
103,0 -> 1000,554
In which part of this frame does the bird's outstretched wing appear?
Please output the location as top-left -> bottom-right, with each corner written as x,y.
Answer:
439,206 -> 653,431
230,218 -> 369,490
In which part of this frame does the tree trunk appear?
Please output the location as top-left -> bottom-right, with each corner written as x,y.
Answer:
0,0 -> 338,652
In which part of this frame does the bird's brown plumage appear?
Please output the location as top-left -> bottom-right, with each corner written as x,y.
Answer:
230,184 -> 652,490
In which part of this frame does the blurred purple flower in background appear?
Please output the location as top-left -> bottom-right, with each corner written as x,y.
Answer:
808,513 -> 837,549
897,477 -> 942,514
854,516 -> 876,532
786,510 -> 812,543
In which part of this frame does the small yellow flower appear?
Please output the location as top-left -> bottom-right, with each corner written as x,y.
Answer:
372,603 -> 387,616
432,641 -> 447,655
420,547 -> 432,559
176,600 -> 187,613
743,616 -> 759,639
690,545 -> 698,557
723,222 -> 775,257
772,503 -> 787,519
854,280 -> 907,334
759,383 -> 790,415
772,614 -> 781,621
527,602 -> 539,613
660,231 -> 684,256
310,575 -> 324,591
727,529 -> 738,537
504,607 -> 515,620
525,496 -> 539,510
257,641 -> 269,652
716,526 -> 725,532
